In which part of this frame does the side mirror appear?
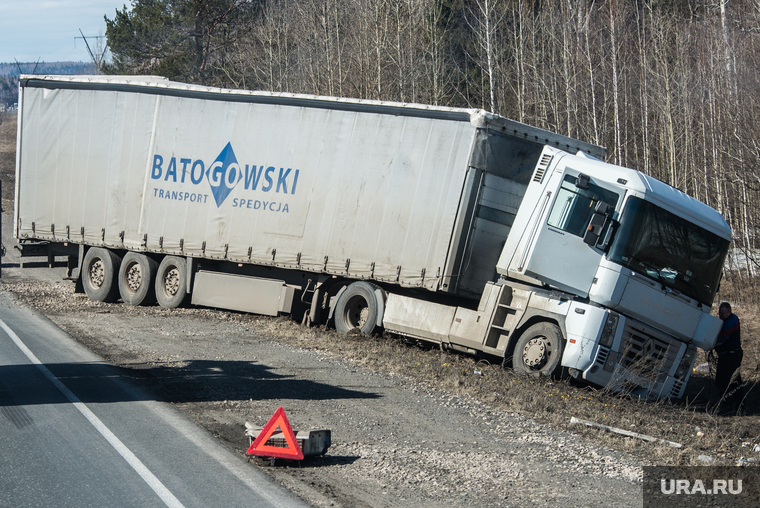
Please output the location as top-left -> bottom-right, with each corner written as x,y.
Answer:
583,201 -> 610,247
597,219 -> 618,252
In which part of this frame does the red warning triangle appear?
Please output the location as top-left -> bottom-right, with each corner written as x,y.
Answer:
247,407 -> 304,460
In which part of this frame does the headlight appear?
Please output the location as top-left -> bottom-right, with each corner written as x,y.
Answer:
675,346 -> 697,380
599,312 -> 619,348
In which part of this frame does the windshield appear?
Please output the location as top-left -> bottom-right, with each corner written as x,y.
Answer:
608,197 -> 730,306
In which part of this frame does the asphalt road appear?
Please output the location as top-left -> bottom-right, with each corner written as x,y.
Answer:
0,291 -> 311,508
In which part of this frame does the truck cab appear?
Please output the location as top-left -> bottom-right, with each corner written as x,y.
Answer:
498,147 -> 731,398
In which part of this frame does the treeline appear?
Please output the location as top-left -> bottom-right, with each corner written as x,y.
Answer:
0,62 -> 95,77
0,77 -> 17,107
0,62 -> 97,107
104,0 -> 760,283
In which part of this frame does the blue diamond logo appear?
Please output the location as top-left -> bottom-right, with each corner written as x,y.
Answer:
206,142 -> 242,207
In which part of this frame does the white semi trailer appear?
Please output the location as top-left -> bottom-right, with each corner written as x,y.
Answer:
14,75 -> 731,398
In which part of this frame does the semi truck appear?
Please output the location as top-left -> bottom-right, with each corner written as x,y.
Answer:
14,75 -> 732,399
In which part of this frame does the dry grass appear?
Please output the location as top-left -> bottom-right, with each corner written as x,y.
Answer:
0,112 -> 15,152
247,308 -> 760,468
0,112 -> 16,208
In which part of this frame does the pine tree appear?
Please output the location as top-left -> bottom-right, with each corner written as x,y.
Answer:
104,0 -> 255,83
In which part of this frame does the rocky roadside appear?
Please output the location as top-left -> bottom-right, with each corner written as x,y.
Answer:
0,270 -> 643,507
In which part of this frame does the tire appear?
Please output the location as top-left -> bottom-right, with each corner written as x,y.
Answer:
155,256 -> 189,308
512,322 -> 564,378
118,252 -> 158,306
82,248 -> 121,303
334,282 -> 381,335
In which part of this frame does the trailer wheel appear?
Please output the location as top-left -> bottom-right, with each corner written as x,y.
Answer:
512,323 -> 564,378
155,256 -> 189,308
82,248 -> 121,303
334,282 -> 380,335
118,252 -> 158,306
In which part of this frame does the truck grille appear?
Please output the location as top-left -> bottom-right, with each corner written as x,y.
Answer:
670,379 -> 685,398
595,346 -> 610,367
618,322 -> 679,382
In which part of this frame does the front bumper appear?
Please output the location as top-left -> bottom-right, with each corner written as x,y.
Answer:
579,317 -> 694,399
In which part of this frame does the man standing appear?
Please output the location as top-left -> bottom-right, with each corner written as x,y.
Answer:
716,302 -> 743,412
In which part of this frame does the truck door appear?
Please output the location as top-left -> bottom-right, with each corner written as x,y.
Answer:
523,168 -> 620,298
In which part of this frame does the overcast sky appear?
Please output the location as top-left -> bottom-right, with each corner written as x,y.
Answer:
0,0 -> 127,64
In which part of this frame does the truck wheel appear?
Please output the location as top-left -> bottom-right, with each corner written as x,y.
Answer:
118,252 -> 158,306
512,323 -> 564,378
155,256 -> 188,308
334,282 -> 381,335
82,248 -> 121,303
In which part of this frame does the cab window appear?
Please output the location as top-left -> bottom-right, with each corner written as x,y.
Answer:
547,174 -> 619,237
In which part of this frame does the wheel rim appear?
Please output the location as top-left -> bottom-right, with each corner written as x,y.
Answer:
125,262 -> 142,294
163,267 -> 180,297
345,296 -> 369,329
89,259 -> 105,289
522,337 -> 551,369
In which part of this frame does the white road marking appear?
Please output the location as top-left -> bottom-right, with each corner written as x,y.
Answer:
0,318 -> 186,508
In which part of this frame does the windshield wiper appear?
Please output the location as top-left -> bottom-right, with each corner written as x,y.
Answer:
630,256 -> 705,304
671,276 -> 704,304
628,256 -> 665,284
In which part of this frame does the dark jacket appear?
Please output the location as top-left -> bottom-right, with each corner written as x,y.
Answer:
716,313 -> 741,355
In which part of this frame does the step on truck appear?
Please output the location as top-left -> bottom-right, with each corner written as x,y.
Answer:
14,75 -> 732,399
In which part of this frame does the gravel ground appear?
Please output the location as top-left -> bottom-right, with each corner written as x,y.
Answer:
0,269 -> 644,507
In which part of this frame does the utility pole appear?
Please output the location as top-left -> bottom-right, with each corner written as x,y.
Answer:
14,59 -> 40,75
76,30 -> 108,72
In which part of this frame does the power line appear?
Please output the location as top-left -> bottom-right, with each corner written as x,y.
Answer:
75,30 -> 108,70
